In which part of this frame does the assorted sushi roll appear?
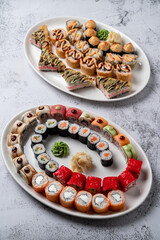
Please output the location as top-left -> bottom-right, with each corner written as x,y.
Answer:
113,134 -> 130,150
67,172 -> 86,191
96,62 -> 114,78
108,190 -> 125,211
103,124 -> 119,142
37,153 -> 50,170
75,191 -> 92,213
7,134 -> 21,146
13,154 -> 29,172
50,29 -> 67,45
87,133 -> 100,150
85,20 -> 96,30
32,172 -> 49,193
45,160 -> 59,177
80,56 -> 97,76
66,107 -> 82,123
79,112 -> 95,127
45,181 -> 63,202
126,158 -> 142,179
19,164 -> 37,185
110,43 -> 123,55
85,176 -> 101,194
100,150 -> 113,167
65,49 -> 83,69
92,193 -> 110,213
35,124 -> 48,139
66,19 -> 82,32
88,36 -> 100,48
118,170 -> 136,192
86,48 -> 103,62
105,53 -> 122,66
32,143 -> 46,157
102,177 -> 120,194
84,28 -> 96,41
98,41 -> 110,55
36,105 -> 50,123
68,28 -> 84,45
53,165 -> 72,185
116,64 -> 132,82
68,123 -> 80,139
55,39 -> 71,58
46,119 -> 58,135
60,186 -> 77,208
9,144 -> 23,158
21,111 -> 37,127
96,140 -> 109,154
31,134 -> 43,147
91,117 -> 108,132
122,143 -> 137,162
58,120 -> 69,137
121,54 -> 138,69
74,40 -> 90,54
123,43 -> 135,54
11,120 -> 27,136
78,127 -> 91,144
50,105 -> 66,121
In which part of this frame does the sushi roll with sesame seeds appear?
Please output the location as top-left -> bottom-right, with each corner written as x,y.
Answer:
87,133 -> 100,150
46,119 -> 58,135
37,153 -> 50,170
78,127 -> 91,144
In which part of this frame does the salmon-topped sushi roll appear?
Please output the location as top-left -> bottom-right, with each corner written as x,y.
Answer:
60,186 -> 77,208
108,190 -> 125,211
75,191 -> 92,213
45,181 -> 63,202
113,134 -> 130,149
50,105 -> 66,121
92,193 -> 110,213
32,172 -> 49,193
66,107 -> 82,123
91,117 -> 108,132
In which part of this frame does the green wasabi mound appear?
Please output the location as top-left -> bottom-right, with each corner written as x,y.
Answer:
51,141 -> 69,157
97,29 -> 109,40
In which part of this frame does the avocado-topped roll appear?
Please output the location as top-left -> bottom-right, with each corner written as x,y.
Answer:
19,164 -> 37,185
96,62 -> 114,78
31,134 -> 43,147
13,154 -> 28,172
86,48 -> 103,62
79,112 -> 95,127
35,124 -> 48,139
55,39 -> 71,58
103,124 -> 119,142
46,119 -> 58,135
11,120 -> 27,136
116,64 -> 132,82
65,49 -> 83,69
21,111 -> 37,127
8,134 -> 21,146
50,29 -> 67,45
80,56 -> 97,76
36,105 -> 50,123
121,54 -> 138,68
122,143 -> 137,162
68,28 -> 84,45
66,19 -> 82,32
105,53 -> 122,66
74,40 -> 90,54
37,153 -> 50,170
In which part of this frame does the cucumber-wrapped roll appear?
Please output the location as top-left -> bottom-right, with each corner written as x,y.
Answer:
122,143 -> 137,163
103,124 -> 119,142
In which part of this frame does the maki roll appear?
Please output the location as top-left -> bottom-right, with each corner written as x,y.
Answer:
50,29 -> 67,45
96,141 -> 109,154
35,124 -> 48,139
66,107 -> 82,123
53,165 -> 72,185
96,62 -> 114,78
55,39 -> 71,58
126,158 -> 142,179
65,49 -> 83,69
11,120 -> 27,136
91,117 -> 108,132
86,48 -> 103,62
67,172 -> 86,191
45,160 -> 59,177
78,127 -> 91,144
13,154 -> 28,172
105,53 -> 122,66
66,19 -> 82,32
122,143 -> 137,162
116,64 -> 132,82
21,111 -> 37,127
60,186 -> 77,208
32,143 -> 45,157
7,134 -> 21,146
9,144 -> 23,158
32,172 -> 49,193
74,40 -> 90,54
118,170 -> 136,192
102,177 -> 120,194
84,28 -> 96,41
85,20 -> 96,30
45,181 -> 63,202
98,41 -> 110,55
36,105 -> 50,123
50,105 -> 66,121
37,153 -> 50,170
31,134 -> 43,147
103,124 -> 119,142
75,191 -> 92,213
113,134 -> 130,150
68,123 -> 80,139
121,54 -> 138,69
80,56 -> 97,76
46,119 -> 58,135
58,120 -> 69,137
110,43 -> 123,55
19,164 -> 37,185
108,190 -> 125,211
88,36 -> 100,48
79,112 -> 95,127
92,193 -> 110,214
68,28 -> 84,45
100,150 -> 113,167
123,43 -> 135,54
85,176 -> 101,194
87,133 -> 100,150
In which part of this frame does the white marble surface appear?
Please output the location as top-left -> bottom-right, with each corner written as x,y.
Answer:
0,0 -> 160,239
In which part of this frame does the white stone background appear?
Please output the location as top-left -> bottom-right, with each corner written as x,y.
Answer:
0,0 -> 160,239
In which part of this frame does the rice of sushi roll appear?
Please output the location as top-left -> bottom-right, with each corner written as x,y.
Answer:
45,160 -> 59,177
37,153 -> 50,170
32,172 -> 49,193
58,120 -> 69,137
78,127 -> 91,144
87,133 -> 100,150
45,181 -> 63,202
92,193 -> 110,213
100,150 -> 113,167
31,134 -> 43,147
36,105 -> 50,123
21,111 -> 37,127
46,119 -> 58,135
7,134 -> 21,146
11,120 -> 27,136
13,154 -> 28,172
68,123 -> 80,139
35,124 -> 48,139
19,164 -> 37,185
9,144 -> 23,158
96,140 -> 109,154
32,143 -> 45,157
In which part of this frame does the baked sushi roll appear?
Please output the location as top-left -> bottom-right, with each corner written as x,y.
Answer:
122,143 -> 137,162
53,165 -> 72,185
96,62 -> 114,78
79,112 -> 95,127
35,124 -> 48,139
96,141 -> 109,154
80,57 -> 97,76
31,134 -> 43,147
45,181 -> 63,202
9,144 -> 23,158
36,105 -> 50,123
91,117 -> 108,132
110,43 -> 123,55
113,134 -> 130,150
126,158 -> 142,179
32,143 -> 45,158
37,153 -> 50,170
105,53 -> 122,66
100,150 -> 113,167
67,172 -> 86,191
11,120 -> 27,136
98,41 -> 110,55
102,176 -> 120,194
45,160 -> 59,177
68,123 -> 80,139
7,134 -> 21,146
78,127 -> 91,144
123,43 -> 135,54
65,49 -> 83,68
21,111 -> 37,127
66,107 -> 82,123
29,25 -> 50,49
121,54 -> 138,69
50,29 -> 67,45
60,186 -> 77,208
75,191 -> 92,213
97,77 -> 132,99
87,133 -> 100,150
58,120 -> 69,136
74,40 -> 90,54
19,164 -> 37,185
85,176 -> 101,194
88,36 -> 100,48
13,154 -> 28,172
55,39 -> 71,58
68,28 -> 84,45
118,170 -> 136,192
108,190 -> 125,211
50,105 -> 66,121
85,20 -> 96,30
116,64 -> 132,82
92,193 -> 110,213
86,48 -> 103,62
103,124 -> 119,142
46,119 -> 58,135
32,172 -> 49,193
84,28 -> 96,41
66,19 -> 82,32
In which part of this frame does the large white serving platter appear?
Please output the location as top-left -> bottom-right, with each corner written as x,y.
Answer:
24,16 -> 150,102
1,106 -> 152,219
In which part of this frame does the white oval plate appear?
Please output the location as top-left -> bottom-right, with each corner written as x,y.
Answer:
1,106 -> 152,219
24,17 -> 150,102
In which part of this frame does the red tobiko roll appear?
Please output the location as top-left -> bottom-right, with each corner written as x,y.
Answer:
126,158 -> 143,179
85,176 -> 101,194
67,172 -> 86,191
102,176 -> 120,194
53,165 -> 72,185
118,170 -> 136,192
65,107 -> 82,123
50,105 -> 66,121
